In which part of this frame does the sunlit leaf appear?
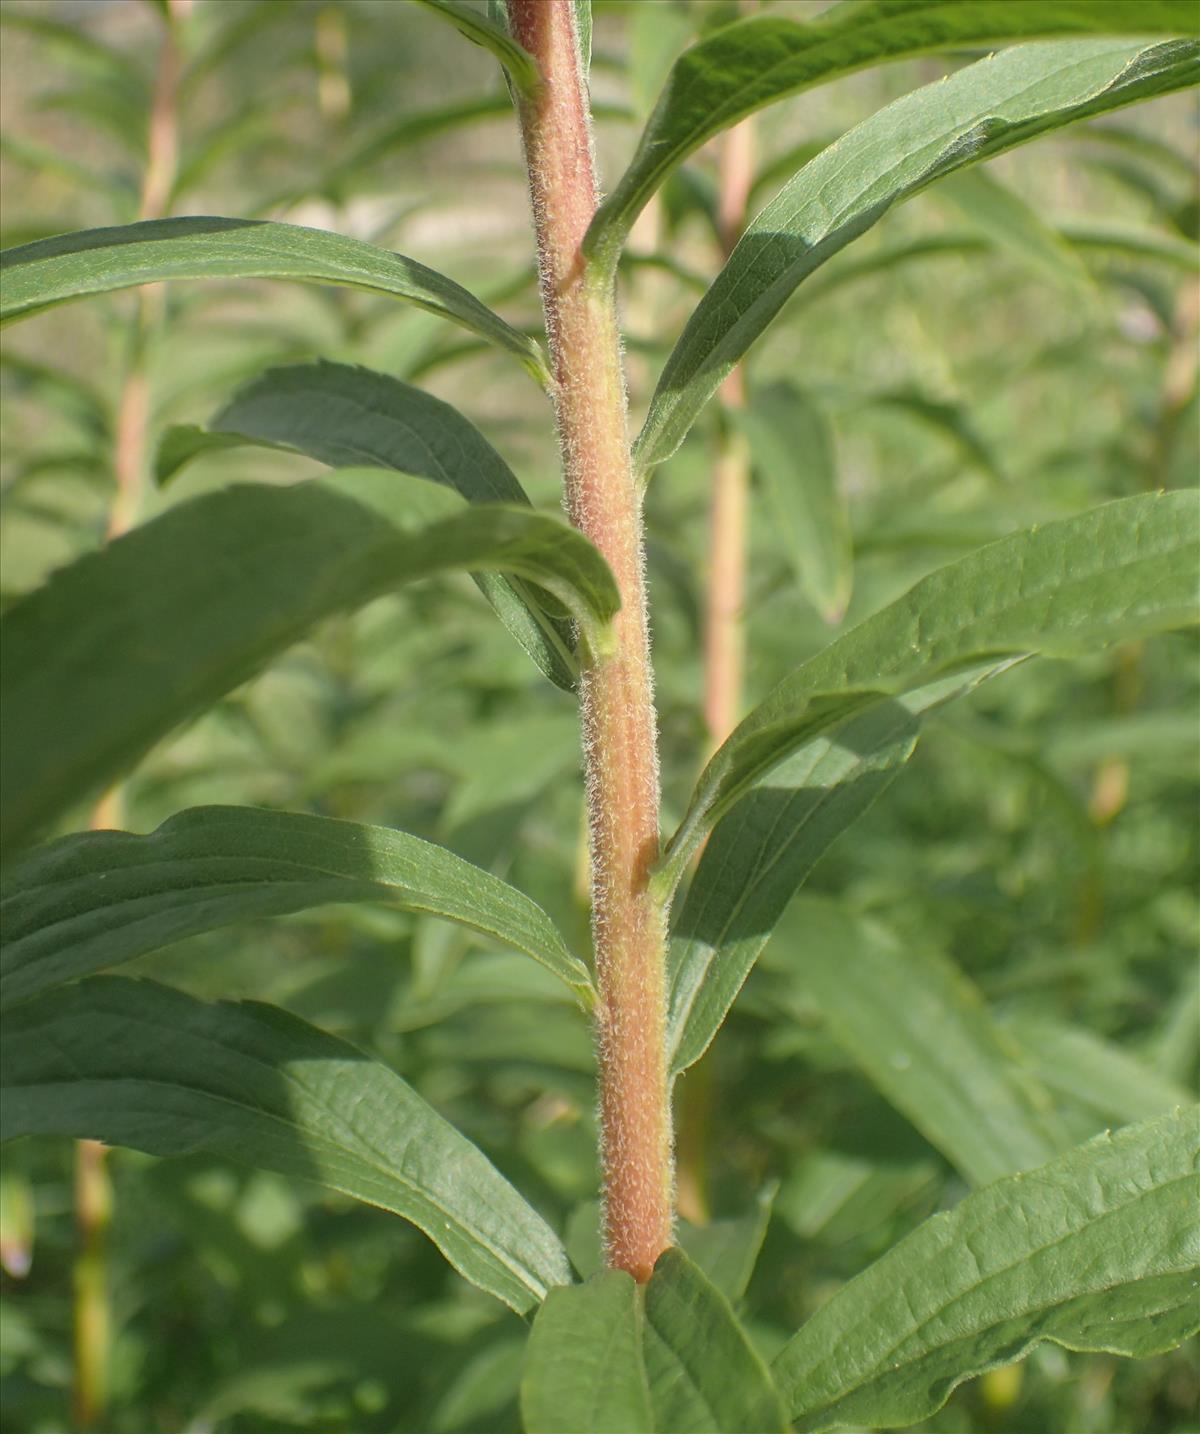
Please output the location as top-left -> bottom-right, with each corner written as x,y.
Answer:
521,1271 -> 652,1434
413,0 -> 540,96
0,218 -> 551,385
642,1248 -> 789,1433
635,39 -> 1200,474
585,2 -> 1200,271
0,805 -> 594,1013
657,491 -> 1200,898
773,1109 -> 1200,1430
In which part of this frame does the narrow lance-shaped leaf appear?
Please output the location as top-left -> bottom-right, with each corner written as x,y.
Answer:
412,0 -> 540,97
656,491 -> 1200,898
738,383 -> 852,624
772,1109 -> 1200,1431
773,898 -> 1068,1185
157,361 -> 579,689
795,223 -> 1200,312
642,1248 -> 789,1434
1009,1018 -> 1197,1127
0,470 -> 618,857
635,38 -> 1200,475
585,1 -> 1200,272
0,806 -> 595,1014
936,167 -> 1095,294
0,977 -> 573,1315
521,1271 -> 653,1434
668,669 -> 981,1075
0,217 -> 551,386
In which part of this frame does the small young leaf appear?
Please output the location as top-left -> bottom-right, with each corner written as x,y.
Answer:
0,977 -> 573,1315
658,491 -> 1200,897
0,805 -> 594,1014
772,1109 -> 1200,1430
635,38 -> 1200,474
0,471 -> 618,856
157,361 -> 579,689
585,1 -> 1200,271
0,217 -> 551,385
642,1248 -> 789,1433
521,1271 -> 652,1434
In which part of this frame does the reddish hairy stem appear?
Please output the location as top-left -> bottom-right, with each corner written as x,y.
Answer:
508,0 -> 672,1282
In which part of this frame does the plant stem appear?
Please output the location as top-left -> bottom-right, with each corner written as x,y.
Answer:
72,1138 -> 112,1430
677,111 -> 759,1229
508,0 -> 671,1283
75,8 -> 189,1425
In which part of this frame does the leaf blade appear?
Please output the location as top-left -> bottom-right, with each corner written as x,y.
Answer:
412,0 -> 540,96
157,360 -> 579,689
0,805 -> 594,1013
0,471 -> 618,856
0,977 -> 574,1314
738,383 -> 852,624
774,898 -> 1068,1185
521,1271 -> 653,1434
634,38 -> 1200,474
0,217 -> 550,385
642,1248 -> 789,1434
658,491 -> 1200,898
585,1 -> 1200,271
772,1110 -> 1200,1431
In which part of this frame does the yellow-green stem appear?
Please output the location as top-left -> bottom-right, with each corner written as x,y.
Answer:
75,8 -> 188,1425
508,0 -> 671,1283
72,1139 -> 112,1430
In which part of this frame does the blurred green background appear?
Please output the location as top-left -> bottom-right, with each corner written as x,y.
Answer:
1,2 -> 1197,1430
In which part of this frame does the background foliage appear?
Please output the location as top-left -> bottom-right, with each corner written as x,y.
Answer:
1,1 -> 1197,1430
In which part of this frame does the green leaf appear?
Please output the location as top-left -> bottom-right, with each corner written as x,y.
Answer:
642,1248 -> 789,1433
738,383 -> 852,624
585,2 -> 1200,272
1010,1018 -> 1196,1127
0,805 -> 594,1014
676,1183 -> 777,1304
521,1271 -> 652,1434
864,389 -> 1003,483
656,491 -> 1200,899
574,1 -> 592,80
0,470 -> 618,856
156,361 -> 579,689
412,0 -> 540,96
634,38 -> 1200,474
0,218 -> 551,386
795,222 -> 1199,312
775,899 -> 1067,1185
0,977 -> 573,1315
936,167 -> 1095,294
772,1109 -> 1200,1431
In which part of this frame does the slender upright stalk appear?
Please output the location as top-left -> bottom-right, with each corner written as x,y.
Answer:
676,112 -> 759,1229
74,7 -> 188,1425
507,0 -> 671,1282
704,114 -> 756,754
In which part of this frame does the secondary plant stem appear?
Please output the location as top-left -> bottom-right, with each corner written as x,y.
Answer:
508,0 -> 672,1282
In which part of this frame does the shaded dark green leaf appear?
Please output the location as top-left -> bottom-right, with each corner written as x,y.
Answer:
0,977 -> 573,1314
